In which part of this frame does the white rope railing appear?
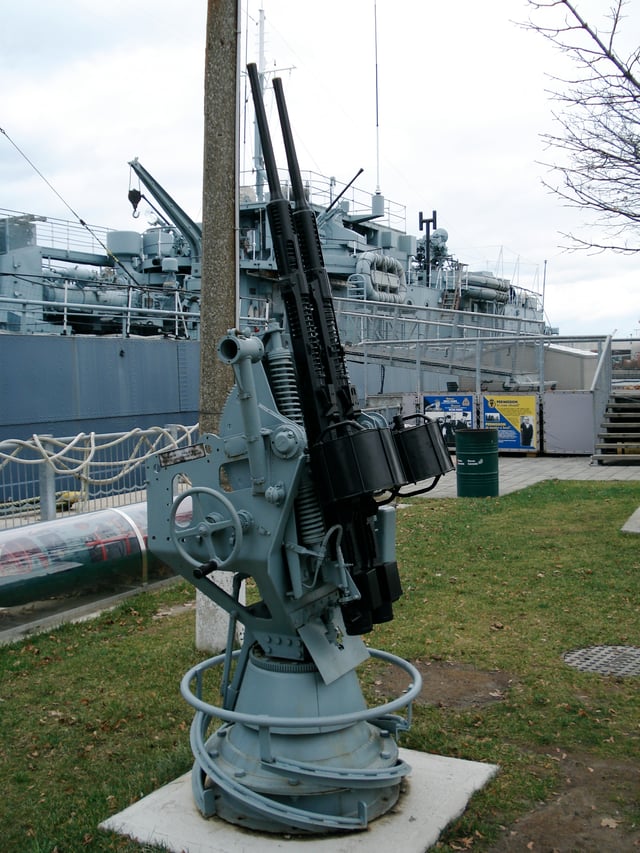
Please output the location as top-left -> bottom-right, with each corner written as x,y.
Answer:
0,424 -> 199,528
0,424 -> 198,485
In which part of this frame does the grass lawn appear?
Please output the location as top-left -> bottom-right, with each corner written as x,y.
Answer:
1,479 -> 639,851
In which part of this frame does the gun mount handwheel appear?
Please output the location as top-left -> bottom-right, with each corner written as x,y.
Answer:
170,487 -> 243,569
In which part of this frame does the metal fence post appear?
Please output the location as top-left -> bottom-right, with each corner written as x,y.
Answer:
39,435 -> 56,521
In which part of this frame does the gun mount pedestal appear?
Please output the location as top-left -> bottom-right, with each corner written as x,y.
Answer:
183,647 -> 421,834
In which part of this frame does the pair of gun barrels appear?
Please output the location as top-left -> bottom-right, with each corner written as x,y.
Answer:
247,64 -> 451,634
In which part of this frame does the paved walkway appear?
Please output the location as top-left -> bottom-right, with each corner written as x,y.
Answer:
425,454 -> 640,499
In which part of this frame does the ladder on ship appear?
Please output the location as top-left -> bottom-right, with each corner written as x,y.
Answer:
440,285 -> 460,310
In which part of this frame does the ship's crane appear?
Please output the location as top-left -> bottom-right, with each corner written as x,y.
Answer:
127,157 -> 202,263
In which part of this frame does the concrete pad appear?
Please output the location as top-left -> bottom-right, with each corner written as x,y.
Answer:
622,506 -> 640,533
100,749 -> 498,852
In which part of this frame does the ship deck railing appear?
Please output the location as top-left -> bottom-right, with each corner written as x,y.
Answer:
0,293 -> 198,338
0,208 -> 112,257
239,168 -> 408,233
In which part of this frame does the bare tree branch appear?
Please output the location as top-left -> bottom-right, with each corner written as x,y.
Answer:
522,0 -> 640,252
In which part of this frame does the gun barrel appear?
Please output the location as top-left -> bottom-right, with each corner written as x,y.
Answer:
246,63 -> 411,636
247,63 -> 283,201
273,76 -> 327,280
272,77 -> 307,210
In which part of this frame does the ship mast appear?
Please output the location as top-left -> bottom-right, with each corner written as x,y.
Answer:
253,7 -> 267,203
374,0 -> 381,196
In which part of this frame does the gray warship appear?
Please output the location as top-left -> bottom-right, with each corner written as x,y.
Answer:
0,155 -> 548,443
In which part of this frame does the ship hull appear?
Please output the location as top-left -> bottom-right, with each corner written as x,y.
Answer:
0,334 -> 199,441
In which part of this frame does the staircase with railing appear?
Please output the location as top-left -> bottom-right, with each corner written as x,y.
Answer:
592,391 -> 640,464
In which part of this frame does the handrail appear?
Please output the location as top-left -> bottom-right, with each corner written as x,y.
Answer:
0,294 -> 197,320
590,335 -> 612,393
0,208 -> 111,255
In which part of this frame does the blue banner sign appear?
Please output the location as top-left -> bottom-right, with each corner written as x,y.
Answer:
423,394 -> 475,448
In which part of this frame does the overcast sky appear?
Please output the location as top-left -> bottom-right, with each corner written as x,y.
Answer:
1,0 -> 638,337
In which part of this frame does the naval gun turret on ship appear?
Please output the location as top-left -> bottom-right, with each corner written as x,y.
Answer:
145,64 -> 452,835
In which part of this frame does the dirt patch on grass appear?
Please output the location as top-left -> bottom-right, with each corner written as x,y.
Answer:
484,752 -> 640,852
374,660 -> 640,851
371,657 -> 516,708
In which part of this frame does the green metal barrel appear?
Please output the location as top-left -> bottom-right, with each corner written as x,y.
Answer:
455,429 -> 499,497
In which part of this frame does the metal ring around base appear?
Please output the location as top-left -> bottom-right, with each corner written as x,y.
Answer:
181,647 -> 422,730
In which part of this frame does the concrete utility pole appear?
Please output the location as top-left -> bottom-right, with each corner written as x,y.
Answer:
199,0 -> 240,435
197,0 -> 241,652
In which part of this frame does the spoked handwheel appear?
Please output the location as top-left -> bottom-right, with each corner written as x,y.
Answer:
169,487 -> 243,569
